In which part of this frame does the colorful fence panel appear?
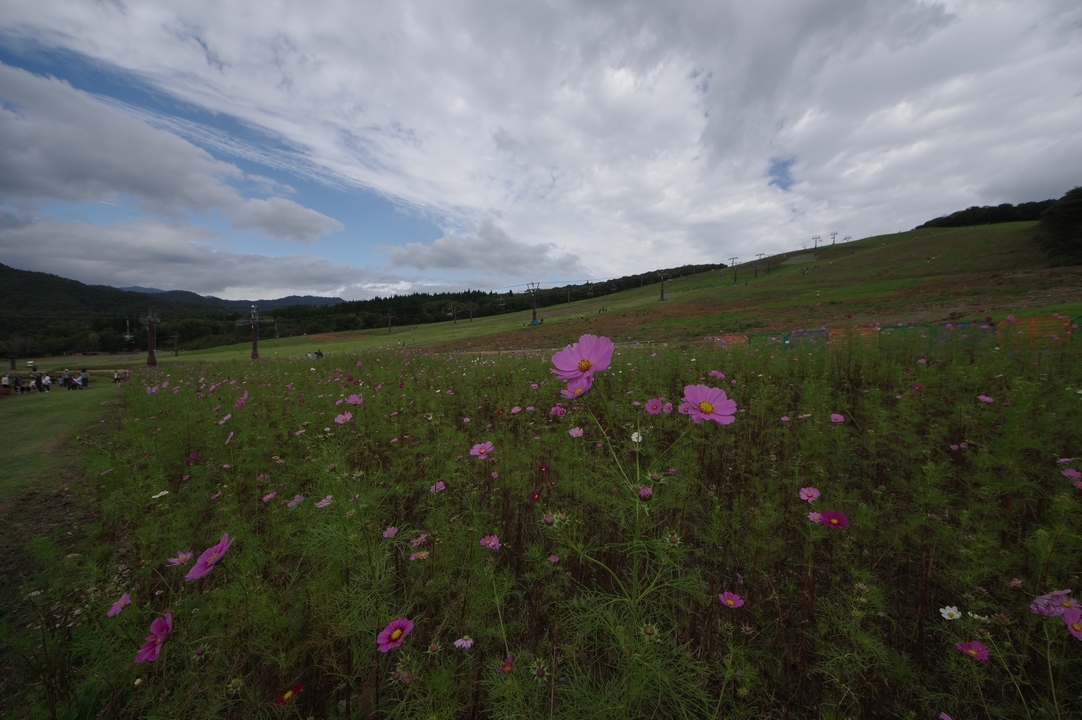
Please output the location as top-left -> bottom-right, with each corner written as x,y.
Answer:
828,327 -> 879,351
997,317 -> 1071,348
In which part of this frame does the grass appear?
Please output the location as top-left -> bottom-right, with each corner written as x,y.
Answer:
0,383 -> 120,498
5,330 -> 1081,719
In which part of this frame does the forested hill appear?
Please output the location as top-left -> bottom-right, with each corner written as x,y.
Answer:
915,199 -> 1056,229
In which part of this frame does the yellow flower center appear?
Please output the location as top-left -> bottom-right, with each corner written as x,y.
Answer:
1061,600 -> 1073,607
1072,622 -> 1082,632
697,400 -> 714,414
573,387 -> 584,396
725,599 -> 735,606
967,649 -> 977,656
576,359 -> 593,372
283,690 -> 293,701
391,628 -> 403,641
209,552 -> 219,562
829,518 -> 839,525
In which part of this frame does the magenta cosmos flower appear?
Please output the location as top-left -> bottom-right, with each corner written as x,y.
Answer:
1030,590 -> 1077,617
819,511 -> 849,529
168,551 -> 193,566
644,398 -> 663,415
560,374 -> 593,399
977,395 -> 994,403
718,592 -> 744,608
480,534 -> 501,550
185,533 -> 233,581
799,487 -> 820,503
955,640 -> 989,662
1063,468 -> 1082,481
134,613 -> 172,663
1064,608 -> 1082,640
681,385 -> 737,425
550,334 -> 615,381
470,442 -> 494,459
377,617 -> 414,653
107,593 -> 131,617
829,413 -> 845,423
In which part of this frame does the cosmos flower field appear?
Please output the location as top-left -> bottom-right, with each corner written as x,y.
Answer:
16,333 -> 1082,718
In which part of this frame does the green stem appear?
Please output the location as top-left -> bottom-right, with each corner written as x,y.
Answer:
491,571 -> 509,657
1045,623 -> 1061,720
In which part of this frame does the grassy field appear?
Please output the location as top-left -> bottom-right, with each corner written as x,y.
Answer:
0,383 -> 120,497
3,222 -> 1082,718
25,221 -> 1082,374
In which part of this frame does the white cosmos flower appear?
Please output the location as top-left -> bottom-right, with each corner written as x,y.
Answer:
940,606 -> 961,620
151,490 -> 169,500
631,432 -> 643,443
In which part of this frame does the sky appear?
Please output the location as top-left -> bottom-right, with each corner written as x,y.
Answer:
0,0 -> 1080,301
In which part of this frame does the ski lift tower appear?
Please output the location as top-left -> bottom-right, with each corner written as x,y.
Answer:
236,305 -> 274,360
657,271 -> 671,301
141,308 -> 160,367
527,282 -> 541,325
728,257 -> 739,285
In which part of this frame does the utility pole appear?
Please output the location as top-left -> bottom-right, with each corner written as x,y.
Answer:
657,271 -> 671,300
235,305 -> 271,359
755,253 -> 765,278
728,257 -> 739,286
843,236 -> 851,244
447,302 -> 457,325
527,282 -> 540,325
141,308 -> 159,367
468,305 -> 476,322
830,231 -> 838,245
812,235 -> 821,250
172,333 -> 180,356
386,310 -> 394,334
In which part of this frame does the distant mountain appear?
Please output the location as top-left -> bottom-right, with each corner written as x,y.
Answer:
115,285 -> 344,310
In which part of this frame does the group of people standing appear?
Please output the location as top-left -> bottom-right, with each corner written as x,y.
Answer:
0,369 -> 90,396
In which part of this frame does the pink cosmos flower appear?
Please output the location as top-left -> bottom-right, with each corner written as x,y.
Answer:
662,402 -> 673,414
638,486 -> 653,500
185,533 -> 233,581
287,494 -> 304,508
568,427 -> 584,438
185,451 -> 199,464
454,636 -> 474,649
644,398 -> 663,415
549,405 -> 568,417
497,653 -> 515,674
334,411 -> 353,424
550,334 -> 615,381
681,385 -> 737,425
718,592 -> 744,608
470,442 -> 494,459
955,640 -> 989,662
377,617 -> 414,653
134,613 -> 172,663
511,406 -> 522,414
977,395 -> 994,403
218,413 -> 231,425
107,593 -> 131,617
479,534 -> 501,551
829,413 -> 845,423
709,370 -> 726,379
410,534 -> 427,547
799,487 -> 820,502
561,374 -> 594,399
262,491 -> 277,503
1058,458 -> 1075,464
346,394 -> 363,404
808,511 -> 822,523
430,481 -> 446,493
780,416 -> 790,422
819,510 -> 849,529
1064,608 -> 1082,641
548,555 -> 559,563
167,551 -> 193,566
315,495 -> 333,508
1030,590 -> 1077,617
383,526 -> 398,538
1062,468 -> 1082,480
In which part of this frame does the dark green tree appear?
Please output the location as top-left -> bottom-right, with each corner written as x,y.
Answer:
1037,187 -> 1082,266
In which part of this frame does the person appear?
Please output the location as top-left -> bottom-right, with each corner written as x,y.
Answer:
80,369 -> 90,388
35,374 -> 44,392
1,372 -> 9,397
113,370 -> 120,383
42,374 -> 51,392
315,349 -> 324,359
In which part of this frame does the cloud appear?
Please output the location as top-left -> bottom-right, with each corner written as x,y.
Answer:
234,197 -> 343,243
0,0 -> 1080,288
0,62 -> 341,242
0,214 -> 379,299
383,219 -> 587,278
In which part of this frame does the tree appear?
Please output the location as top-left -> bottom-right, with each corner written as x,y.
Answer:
1037,187 -> 1082,266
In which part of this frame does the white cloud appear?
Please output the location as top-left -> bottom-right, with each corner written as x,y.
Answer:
0,62 -> 342,242
0,214 -> 386,299
1,0 -> 1080,292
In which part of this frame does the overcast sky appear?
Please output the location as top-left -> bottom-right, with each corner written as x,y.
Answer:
1,0 -> 1079,300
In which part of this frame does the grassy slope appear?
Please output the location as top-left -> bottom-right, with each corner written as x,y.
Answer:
28,222 -> 1082,369
0,383 -> 120,498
